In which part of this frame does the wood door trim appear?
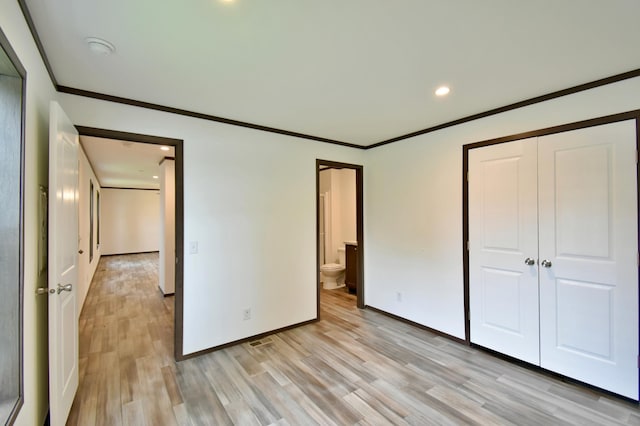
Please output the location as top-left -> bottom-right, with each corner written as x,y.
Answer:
62,86 -> 359,148
316,159 -> 365,316
368,70 -> 640,149
75,126 -> 186,361
462,109 -> 640,345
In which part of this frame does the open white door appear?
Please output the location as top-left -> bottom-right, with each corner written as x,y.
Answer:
48,101 -> 79,425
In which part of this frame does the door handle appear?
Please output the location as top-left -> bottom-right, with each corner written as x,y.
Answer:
78,249 -> 84,254
541,259 -> 552,268
524,257 -> 536,266
57,283 -> 73,294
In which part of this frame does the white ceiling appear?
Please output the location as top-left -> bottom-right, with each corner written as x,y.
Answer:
23,0 -> 640,146
80,136 -> 174,189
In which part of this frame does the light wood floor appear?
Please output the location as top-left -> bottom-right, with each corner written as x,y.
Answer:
67,253 -> 640,425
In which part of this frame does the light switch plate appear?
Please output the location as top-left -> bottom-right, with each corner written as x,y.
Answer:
189,241 -> 198,254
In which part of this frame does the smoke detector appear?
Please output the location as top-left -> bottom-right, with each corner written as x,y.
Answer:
85,37 -> 115,55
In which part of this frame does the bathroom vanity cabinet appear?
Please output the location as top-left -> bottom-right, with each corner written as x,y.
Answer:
345,243 -> 358,294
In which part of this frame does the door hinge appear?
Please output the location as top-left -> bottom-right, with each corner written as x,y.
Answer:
466,241 -> 470,251
175,257 -> 179,265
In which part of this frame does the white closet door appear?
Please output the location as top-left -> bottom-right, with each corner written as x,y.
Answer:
469,138 -> 540,364
538,120 -> 639,400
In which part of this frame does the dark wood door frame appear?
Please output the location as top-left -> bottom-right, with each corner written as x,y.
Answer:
316,160 -> 364,312
462,110 -> 640,344
75,126 -> 185,360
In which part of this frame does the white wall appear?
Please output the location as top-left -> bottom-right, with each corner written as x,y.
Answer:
337,169 -> 356,245
364,76 -> 640,339
319,168 -> 357,264
319,170 -> 332,265
0,1 -> 57,424
59,76 -> 640,355
159,159 -> 175,295
58,93 -> 365,355
327,168 -> 356,263
101,188 -> 160,255
77,146 -> 101,312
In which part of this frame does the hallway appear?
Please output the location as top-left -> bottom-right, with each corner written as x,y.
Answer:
69,253 -> 174,425
67,254 -> 640,425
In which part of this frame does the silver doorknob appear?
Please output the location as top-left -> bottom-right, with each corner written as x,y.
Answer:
524,257 -> 535,266
541,260 -> 552,268
57,283 -> 73,294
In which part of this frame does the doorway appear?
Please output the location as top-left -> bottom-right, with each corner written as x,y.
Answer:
316,159 -> 364,314
76,126 -> 185,359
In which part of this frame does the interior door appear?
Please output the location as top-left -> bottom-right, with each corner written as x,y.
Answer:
469,138 -> 540,364
48,101 -> 80,425
538,120 -> 639,400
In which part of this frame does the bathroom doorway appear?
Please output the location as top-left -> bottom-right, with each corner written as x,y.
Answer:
316,160 -> 364,314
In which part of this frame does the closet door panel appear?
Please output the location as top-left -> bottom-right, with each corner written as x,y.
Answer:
538,120 -> 638,400
469,139 -> 540,364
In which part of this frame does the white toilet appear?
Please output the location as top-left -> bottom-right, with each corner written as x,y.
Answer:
320,247 -> 346,290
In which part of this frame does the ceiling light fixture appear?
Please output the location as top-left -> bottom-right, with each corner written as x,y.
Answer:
152,175 -> 159,179
160,146 -> 170,151
85,37 -> 116,55
435,86 -> 450,97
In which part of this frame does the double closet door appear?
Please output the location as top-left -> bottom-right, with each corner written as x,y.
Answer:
469,120 -> 639,400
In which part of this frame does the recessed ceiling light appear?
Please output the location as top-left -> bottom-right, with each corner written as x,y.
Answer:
160,146 -> 170,151
435,86 -> 450,97
152,175 -> 159,179
85,37 -> 115,55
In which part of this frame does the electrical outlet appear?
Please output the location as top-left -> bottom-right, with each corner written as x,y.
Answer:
396,292 -> 402,302
243,308 -> 251,321
189,241 -> 198,254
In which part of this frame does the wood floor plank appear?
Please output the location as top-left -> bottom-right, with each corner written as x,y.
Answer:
344,393 -> 393,425
353,380 -> 411,419
345,389 -> 408,425
122,400 -> 145,426
250,370 -> 321,425
94,351 -> 122,426
67,254 -> 640,425
171,403 -> 194,426
161,365 -> 184,407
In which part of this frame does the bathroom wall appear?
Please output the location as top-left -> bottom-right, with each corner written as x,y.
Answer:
319,169 -> 332,265
100,188 -> 161,255
319,168 -> 356,264
337,169 -> 356,245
